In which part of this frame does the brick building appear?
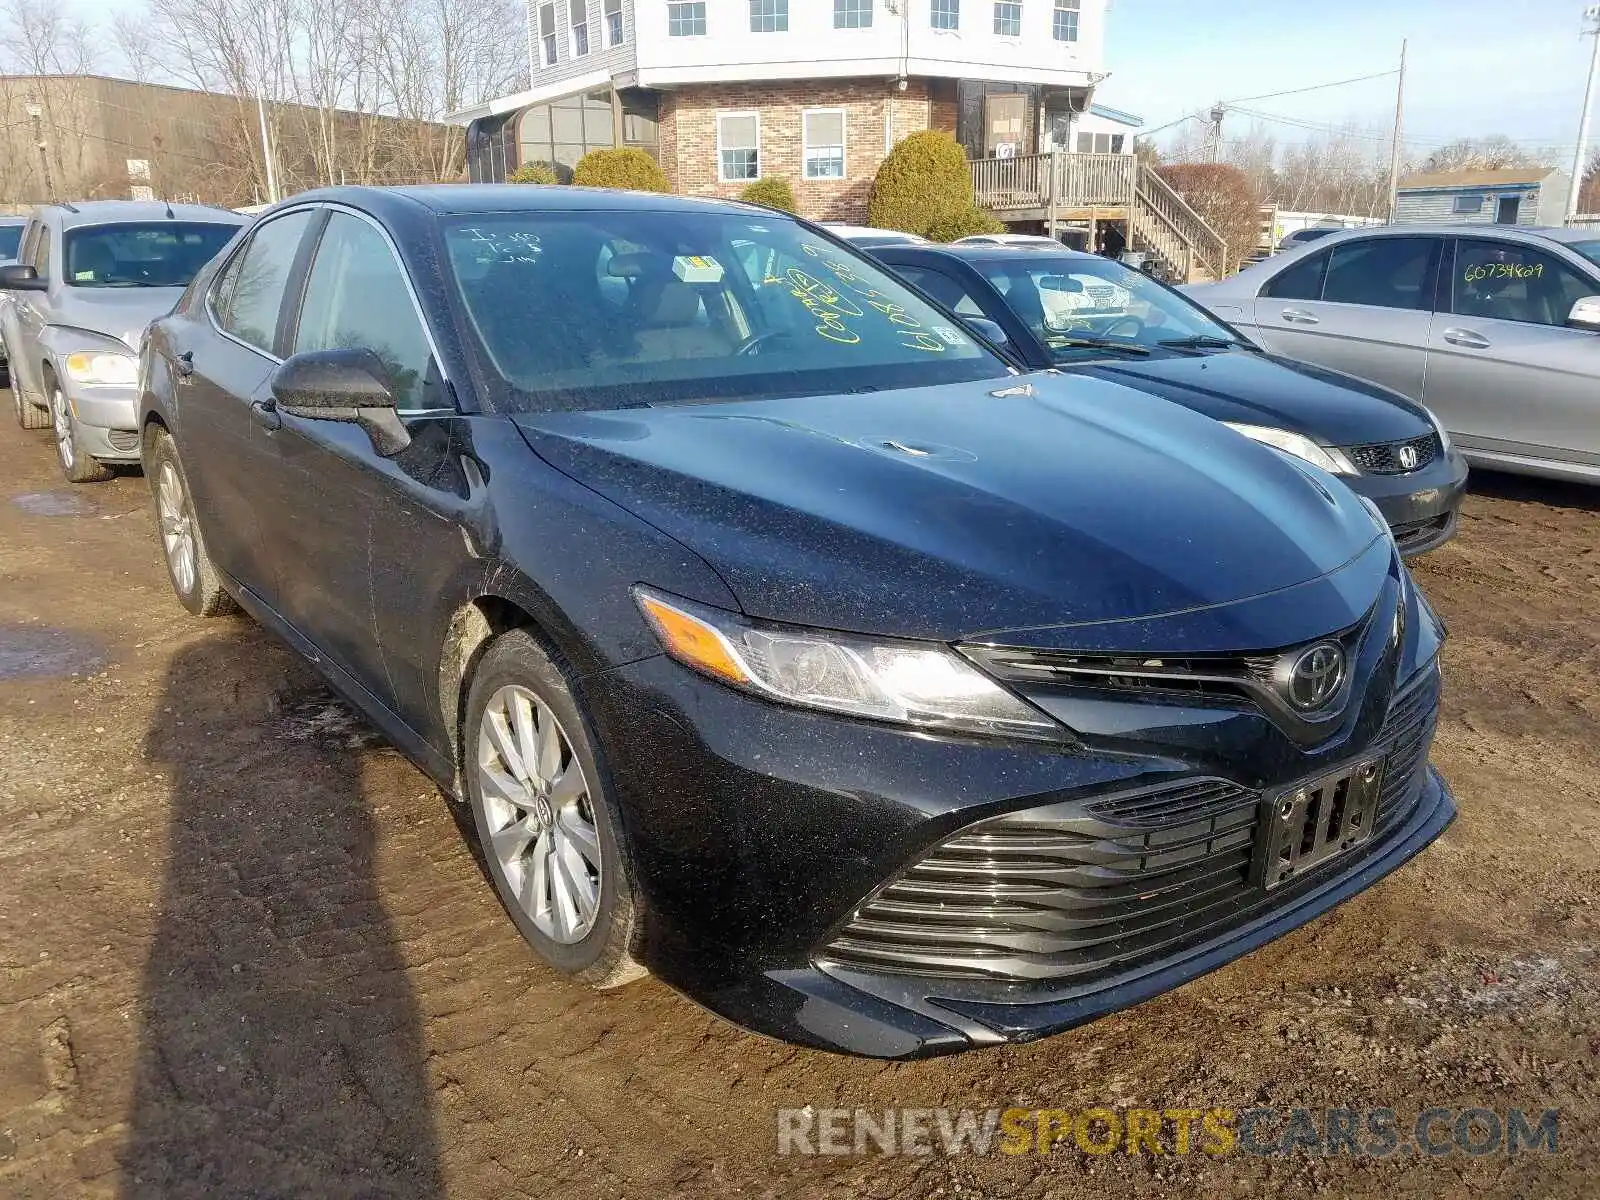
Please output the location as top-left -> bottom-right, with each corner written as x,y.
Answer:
450,0 -> 1111,223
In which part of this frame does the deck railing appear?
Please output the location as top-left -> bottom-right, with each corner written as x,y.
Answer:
972,152 -> 1137,211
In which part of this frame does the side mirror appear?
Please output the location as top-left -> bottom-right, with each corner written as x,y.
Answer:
269,348 -> 411,455
0,263 -> 47,291
962,316 -> 1010,347
1567,296 -> 1600,332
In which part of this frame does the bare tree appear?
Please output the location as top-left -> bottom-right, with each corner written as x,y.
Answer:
1420,136 -> 1545,174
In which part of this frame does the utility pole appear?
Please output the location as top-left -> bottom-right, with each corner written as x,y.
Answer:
1207,104 -> 1226,163
1567,5 -> 1600,220
26,100 -> 53,202
1386,39 -> 1408,223
256,92 -> 280,204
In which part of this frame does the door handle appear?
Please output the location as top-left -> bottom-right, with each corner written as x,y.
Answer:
249,399 -> 281,431
1442,328 -> 1490,350
1280,308 -> 1319,325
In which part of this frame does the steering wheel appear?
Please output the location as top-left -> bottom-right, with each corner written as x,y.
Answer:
735,330 -> 789,357
1101,316 -> 1145,340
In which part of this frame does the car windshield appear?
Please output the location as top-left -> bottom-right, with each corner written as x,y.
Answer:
1565,239 -> 1600,270
973,254 -> 1243,358
63,222 -> 239,288
0,225 -> 22,259
440,210 -> 1007,412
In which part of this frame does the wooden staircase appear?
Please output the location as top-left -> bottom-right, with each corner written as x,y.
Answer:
970,152 -> 1229,283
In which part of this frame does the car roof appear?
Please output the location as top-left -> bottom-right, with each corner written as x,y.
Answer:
274,184 -> 787,220
37,199 -> 245,229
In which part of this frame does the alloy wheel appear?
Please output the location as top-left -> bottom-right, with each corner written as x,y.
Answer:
476,683 -> 603,944
51,388 -> 74,471
157,460 -> 197,596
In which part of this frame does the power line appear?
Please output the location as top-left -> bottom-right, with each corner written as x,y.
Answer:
1222,69 -> 1400,108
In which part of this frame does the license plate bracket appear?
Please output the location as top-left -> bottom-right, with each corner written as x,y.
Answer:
1256,757 -> 1385,891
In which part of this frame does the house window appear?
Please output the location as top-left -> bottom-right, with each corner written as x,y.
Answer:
570,0 -> 589,56
834,0 -> 872,29
604,0 -> 624,43
750,0 -> 787,31
1076,132 -> 1118,154
930,0 -> 958,28
718,112 -> 760,181
539,2 -> 557,65
1052,0 -> 1078,40
993,0 -> 1021,36
667,0 -> 705,35
803,109 -> 846,179
1453,195 -> 1485,215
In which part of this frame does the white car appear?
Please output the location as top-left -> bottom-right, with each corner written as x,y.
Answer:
821,224 -> 930,248
955,232 -> 1091,251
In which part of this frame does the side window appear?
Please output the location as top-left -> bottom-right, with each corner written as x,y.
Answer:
1320,237 -> 1434,310
31,227 -> 51,278
17,224 -> 39,271
1262,249 -> 1328,301
897,265 -> 985,317
1451,240 -> 1597,328
213,210 -> 313,353
293,212 -> 433,411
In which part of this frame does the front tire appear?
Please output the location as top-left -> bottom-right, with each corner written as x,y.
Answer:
50,382 -> 113,483
464,629 -> 645,989
10,360 -> 49,430
145,427 -> 237,617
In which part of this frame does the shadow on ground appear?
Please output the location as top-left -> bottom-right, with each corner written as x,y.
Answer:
118,626 -> 443,1199
1467,467 -> 1600,514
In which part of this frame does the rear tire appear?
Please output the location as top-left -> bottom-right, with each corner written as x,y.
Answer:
463,629 -> 645,989
145,427 -> 237,617
50,381 -> 113,483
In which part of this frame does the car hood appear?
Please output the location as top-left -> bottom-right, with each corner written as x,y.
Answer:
50,286 -> 186,351
1069,351 -> 1432,447
512,374 -> 1384,642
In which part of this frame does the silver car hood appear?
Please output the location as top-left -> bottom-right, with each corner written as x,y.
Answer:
51,286 -> 187,352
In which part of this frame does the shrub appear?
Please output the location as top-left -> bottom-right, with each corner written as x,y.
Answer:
740,176 -> 797,213
926,205 -> 1005,242
572,147 -> 671,192
506,162 -> 559,184
868,129 -> 976,237
1154,163 -> 1260,272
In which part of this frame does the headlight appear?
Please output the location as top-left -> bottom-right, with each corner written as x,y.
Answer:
63,351 -> 138,387
1222,422 -> 1355,476
634,587 -> 1063,741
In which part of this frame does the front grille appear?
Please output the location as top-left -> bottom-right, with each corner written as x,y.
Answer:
105,428 -> 140,453
1346,434 -> 1440,475
820,669 -> 1440,983
1391,513 -> 1451,554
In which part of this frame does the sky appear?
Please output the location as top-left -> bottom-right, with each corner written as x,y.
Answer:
1101,0 -> 1594,162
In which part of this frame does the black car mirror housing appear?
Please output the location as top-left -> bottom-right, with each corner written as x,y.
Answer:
962,316 -> 1010,348
0,263 -> 48,291
270,348 -> 412,456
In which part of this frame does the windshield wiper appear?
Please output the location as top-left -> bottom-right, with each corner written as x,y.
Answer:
1046,336 -> 1151,357
1156,335 -> 1246,350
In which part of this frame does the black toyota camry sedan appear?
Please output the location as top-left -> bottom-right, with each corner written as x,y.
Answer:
868,243 -> 1469,557
139,187 -> 1455,1058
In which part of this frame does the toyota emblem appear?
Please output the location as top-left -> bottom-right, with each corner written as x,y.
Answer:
1397,444 -> 1420,470
1286,642 -> 1346,712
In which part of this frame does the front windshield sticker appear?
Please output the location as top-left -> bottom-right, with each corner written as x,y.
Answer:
932,325 -> 968,346
674,255 -> 725,283
795,243 -> 949,353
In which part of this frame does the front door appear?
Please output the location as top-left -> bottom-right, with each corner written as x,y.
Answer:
985,94 -> 1026,158
1251,234 -> 1441,402
1423,237 -> 1600,469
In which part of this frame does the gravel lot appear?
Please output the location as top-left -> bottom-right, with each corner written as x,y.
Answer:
1,416 -> 1596,1199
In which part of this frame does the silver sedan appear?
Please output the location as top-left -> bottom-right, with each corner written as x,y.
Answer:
1185,223 -> 1600,484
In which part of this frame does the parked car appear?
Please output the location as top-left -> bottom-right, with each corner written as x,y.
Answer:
1,201 -> 245,480
870,243 -> 1468,556
0,216 -> 25,266
1277,226 -> 1346,252
954,231 -> 1090,251
1185,223 -> 1600,484
820,224 -> 930,249
139,186 -> 1453,1058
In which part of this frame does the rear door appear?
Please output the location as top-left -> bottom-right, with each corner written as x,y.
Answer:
1423,236 -> 1600,469
1250,234 -> 1442,401
173,206 -> 320,600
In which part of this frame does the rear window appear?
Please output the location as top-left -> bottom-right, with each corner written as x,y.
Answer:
63,222 -> 239,288
0,225 -> 22,258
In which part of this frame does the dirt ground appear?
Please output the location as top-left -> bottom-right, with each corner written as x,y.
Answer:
0,414 -> 1596,1200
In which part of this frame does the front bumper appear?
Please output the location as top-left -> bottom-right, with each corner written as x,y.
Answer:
582,637 -> 1452,1058
62,382 -> 141,462
1347,447 -> 1469,558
